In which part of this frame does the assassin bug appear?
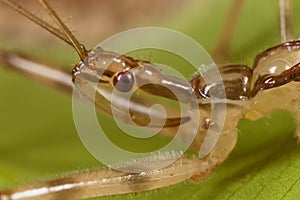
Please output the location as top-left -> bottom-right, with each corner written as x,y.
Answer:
0,0 -> 299,199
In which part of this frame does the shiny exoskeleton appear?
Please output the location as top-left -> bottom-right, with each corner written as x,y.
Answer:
0,0 -> 299,199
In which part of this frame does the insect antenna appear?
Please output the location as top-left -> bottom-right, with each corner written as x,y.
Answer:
1,0 -> 87,61
279,0 -> 293,42
38,0 -> 87,60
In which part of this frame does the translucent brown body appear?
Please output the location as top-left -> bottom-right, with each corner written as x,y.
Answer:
1,39 -> 299,200
0,0 -> 299,199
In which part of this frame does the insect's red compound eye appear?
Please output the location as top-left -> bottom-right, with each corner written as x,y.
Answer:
113,71 -> 135,92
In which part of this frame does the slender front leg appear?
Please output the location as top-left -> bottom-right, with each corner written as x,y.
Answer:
0,52 -> 73,94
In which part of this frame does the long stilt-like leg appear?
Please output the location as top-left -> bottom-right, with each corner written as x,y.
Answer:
0,158 -> 207,200
0,52 -> 73,94
279,0 -> 293,42
211,0 -> 244,63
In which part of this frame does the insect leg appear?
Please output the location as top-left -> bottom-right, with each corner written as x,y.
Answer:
0,52 -> 73,94
0,157 -> 207,200
211,0 -> 245,63
279,0 -> 293,42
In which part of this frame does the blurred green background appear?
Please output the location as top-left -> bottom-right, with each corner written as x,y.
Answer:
1,0 -> 300,199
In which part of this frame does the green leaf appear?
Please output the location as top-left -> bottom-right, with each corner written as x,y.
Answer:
1,1 -> 300,200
